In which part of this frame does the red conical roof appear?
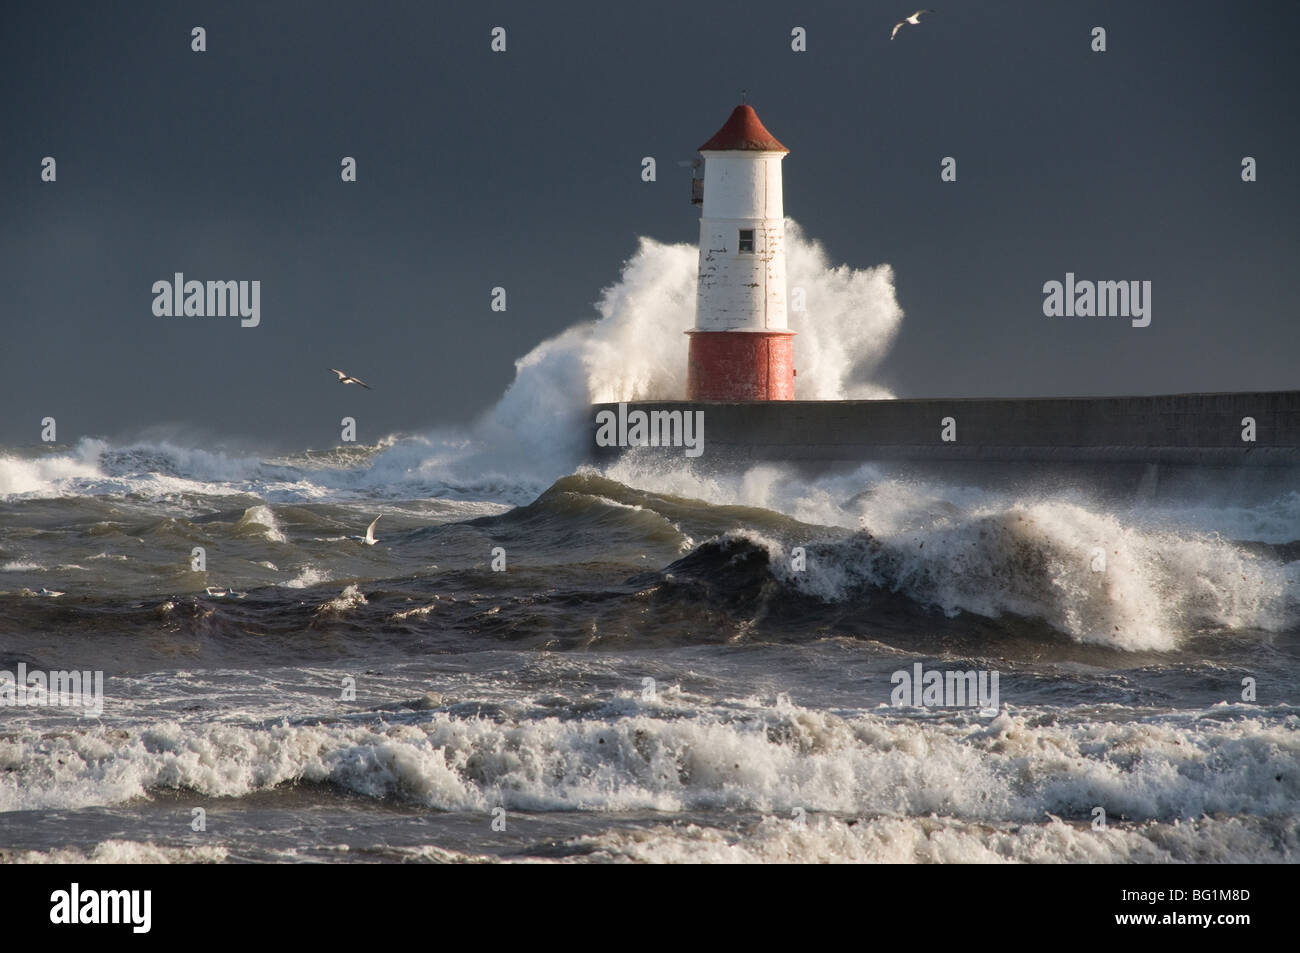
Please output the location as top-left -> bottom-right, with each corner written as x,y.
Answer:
699,105 -> 789,153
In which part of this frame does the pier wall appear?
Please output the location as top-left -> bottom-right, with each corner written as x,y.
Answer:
590,392 -> 1300,467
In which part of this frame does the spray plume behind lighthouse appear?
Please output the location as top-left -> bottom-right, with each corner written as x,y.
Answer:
687,104 -> 796,401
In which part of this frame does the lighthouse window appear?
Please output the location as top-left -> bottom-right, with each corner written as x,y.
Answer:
738,229 -> 755,253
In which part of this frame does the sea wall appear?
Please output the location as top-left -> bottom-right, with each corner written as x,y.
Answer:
589,392 -> 1300,467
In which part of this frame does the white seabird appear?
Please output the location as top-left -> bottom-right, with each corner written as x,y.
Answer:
204,586 -> 245,598
891,9 -> 934,40
330,368 -> 371,389
350,515 -> 381,546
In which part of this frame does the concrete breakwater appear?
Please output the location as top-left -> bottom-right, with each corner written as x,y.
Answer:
590,392 -> 1300,468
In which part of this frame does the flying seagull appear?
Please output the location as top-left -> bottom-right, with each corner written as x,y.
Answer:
204,586 -> 247,598
891,9 -> 934,40
330,368 -> 371,389
351,515 -> 381,546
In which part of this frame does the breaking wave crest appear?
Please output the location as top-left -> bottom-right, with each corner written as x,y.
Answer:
2,695 -> 1295,844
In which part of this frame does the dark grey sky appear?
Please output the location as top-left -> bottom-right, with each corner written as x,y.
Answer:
2,0 -> 1296,450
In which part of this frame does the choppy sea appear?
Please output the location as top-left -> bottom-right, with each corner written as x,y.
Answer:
1,434 -> 1296,863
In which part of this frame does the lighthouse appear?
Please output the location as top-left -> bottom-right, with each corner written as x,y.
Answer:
686,103 -> 794,401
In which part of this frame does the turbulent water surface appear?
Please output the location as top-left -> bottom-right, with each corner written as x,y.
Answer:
2,229 -> 1298,863
2,438 -> 1297,864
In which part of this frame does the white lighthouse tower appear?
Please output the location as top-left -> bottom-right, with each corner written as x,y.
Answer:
686,103 -> 795,401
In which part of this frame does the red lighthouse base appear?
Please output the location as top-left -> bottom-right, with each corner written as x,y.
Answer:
685,330 -> 796,401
